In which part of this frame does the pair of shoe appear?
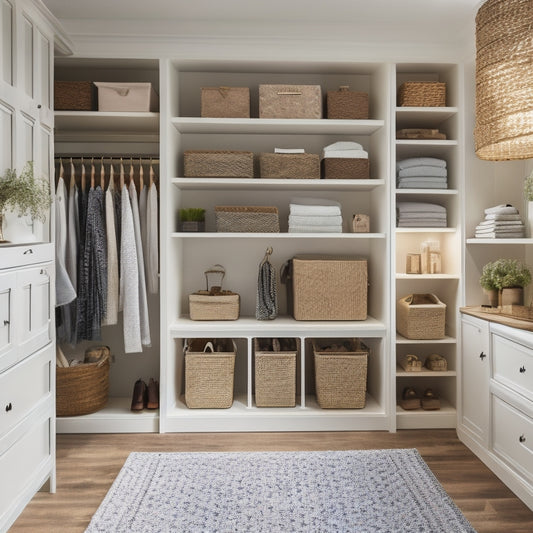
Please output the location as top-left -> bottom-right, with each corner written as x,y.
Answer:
131,378 -> 159,411
400,387 -> 440,410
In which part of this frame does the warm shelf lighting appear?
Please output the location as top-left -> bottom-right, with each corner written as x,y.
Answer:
474,0 -> 533,161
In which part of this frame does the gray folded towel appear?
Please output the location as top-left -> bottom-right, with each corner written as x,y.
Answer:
396,157 -> 447,171
398,166 -> 448,178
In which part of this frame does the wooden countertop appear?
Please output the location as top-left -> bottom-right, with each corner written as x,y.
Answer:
460,306 -> 533,332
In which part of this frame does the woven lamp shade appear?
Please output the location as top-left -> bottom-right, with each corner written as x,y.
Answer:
474,0 -> 533,161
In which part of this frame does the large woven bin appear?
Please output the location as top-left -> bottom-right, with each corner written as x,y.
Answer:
327,87 -> 369,119
189,291 -> 240,320
184,150 -> 254,178
259,153 -> 320,179
54,81 -> 96,111
215,206 -> 280,232
313,338 -> 368,408
56,358 -> 110,416
254,338 -> 298,407
396,293 -> 446,339
323,158 -> 369,179
185,339 -> 236,408
398,81 -> 446,107
259,84 -> 322,119
201,87 -> 250,118
283,255 -> 368,320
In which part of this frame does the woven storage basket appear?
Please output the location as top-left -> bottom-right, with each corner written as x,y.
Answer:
184,150 -> 254,178
254,338 -> 298,407
201,87 -> 250,118
313,338 -> 368,409
94,82 -> 159,112
327,86 -> 369,119
189,291 -> 240,320
56,357 -> 110,416
396,293 -> 446,339
54,81 -> 95,111
259,153 -> 320,179
398,81 -> 446,107
215,206 -> 280,232
283,255 -> 368,320
184,338 -> 236,408
323,158 -> 369,179
259,84 -> 322,119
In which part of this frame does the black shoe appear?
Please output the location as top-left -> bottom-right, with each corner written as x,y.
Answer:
131,379 -> 147,411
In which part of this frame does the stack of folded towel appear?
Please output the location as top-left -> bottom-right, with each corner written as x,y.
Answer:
396,157 -> 448,189
288,197 -> 343,233
474,204 -> 525,238
322,141 -> 368,160
397,202 -> 447,227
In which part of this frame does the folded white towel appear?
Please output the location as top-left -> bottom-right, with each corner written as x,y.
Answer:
396,157 -> 447,171
290,205 -> 341,216
397,182 -> 448,189
323,141 -> 363,152
484,204 -> 519,215
322,149 -> 368,159
289,225 -> 343,233
289,215 -> 343,226
477,219 -> 524,227
397,177 -> 447,184
397,202 -> 447,214
398,166 -> 448,178
398,212 -> 447,219
398,220 -> 447,227
484,213 -> 522,221
290,197 -> 341,207
275,148 -> 305,154
475,225 -> 524,233
475,232 -> 525,239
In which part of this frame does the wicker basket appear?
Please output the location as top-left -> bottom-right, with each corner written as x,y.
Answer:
313,338 -> 368,408
56,357 -> 110,416
259,153 -> 320,179
215,206 -> 280,232
54,81 -> 96,111
184,338 -> 236,408
184,150 -> 254,178
254,338 -> 298,407
396,128 -> 446,140
327,86 -> 369,119
189,291 -> 240,320
201,87 -> 250,118
259,84 -> 322,119
398,81 -> 446,107
282,255 -> 368,321
323,158 -> 370,179
396,293 -> 446,339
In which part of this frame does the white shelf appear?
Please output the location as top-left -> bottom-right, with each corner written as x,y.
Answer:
396,334 -> 456,344
172,177 -> 385,191
396,399 -> 456,429
395,189 -> 458,196
170,315 -> 387,338
171,117 -> 384,135
466,238 -> 533,244
395,107 -> 458,128
395,227 -> 456,233
171,232 -> 386,239
396,273 -> 460,280
396,366 -> 456,377
395,139 -> 458,147
55,111 -> 159,133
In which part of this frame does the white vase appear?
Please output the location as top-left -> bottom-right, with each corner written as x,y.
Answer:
2,211 -> 36,243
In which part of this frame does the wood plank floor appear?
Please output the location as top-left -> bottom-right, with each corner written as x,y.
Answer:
11,430 -> 533,532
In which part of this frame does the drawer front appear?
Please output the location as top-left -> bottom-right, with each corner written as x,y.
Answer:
0,272 -> 17,373
492,333 -> 533,401
0,416 -> 50,520
0,243 -> 54,270
0,344 -> 52,436
492,395 -> 533,483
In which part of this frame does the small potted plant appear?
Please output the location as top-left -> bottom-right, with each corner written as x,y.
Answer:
0,162 -> 51,243
179,207 -> 205,232
480,258 -> 532,306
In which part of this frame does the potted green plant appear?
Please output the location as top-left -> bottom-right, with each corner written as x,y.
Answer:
480,258 -> 532,306
179,207 -> 205,232
0,162 -> 51,243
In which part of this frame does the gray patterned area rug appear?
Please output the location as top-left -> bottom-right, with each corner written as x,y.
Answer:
85,449 -> 476,533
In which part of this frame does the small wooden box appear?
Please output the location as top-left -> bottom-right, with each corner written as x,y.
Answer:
323,158 -> 369,180
54,81 -> 96,111
259,84 -> 322,119
201,87 -> 250,118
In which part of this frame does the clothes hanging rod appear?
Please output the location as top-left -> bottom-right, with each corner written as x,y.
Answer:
54,156 -> 160,163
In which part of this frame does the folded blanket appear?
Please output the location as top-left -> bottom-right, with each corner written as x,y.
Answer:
397,182 -> 448,189
475,225 -> 524,233
322,149 -> 368,159
398,212 -> 447,219
396,157 -> 447,171
397,202 -> 447,214
484,213 -> 522,221
290,197 -> 341,207
475,231 -> 525,238
289,197 -> 342,216
397,178 -> 447,186
398,220 -> 447,227
289,215 -> 343,226
398,166 -> 448,178
477,219 -> 524,227
323,141 -> 363,152
484,204 -> 519,215
289,225 -> 343,233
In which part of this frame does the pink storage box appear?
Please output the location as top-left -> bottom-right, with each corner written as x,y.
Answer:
94,82 -> 159,112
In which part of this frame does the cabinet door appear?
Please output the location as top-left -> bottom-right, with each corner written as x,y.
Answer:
461,315 -> 490,446
0,272 -> 17,372
0,100 -> 13,171
17,264 -> 51,360
1,0 -> 14,87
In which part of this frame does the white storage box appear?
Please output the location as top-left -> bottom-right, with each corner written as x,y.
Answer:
94,82 -> 159,112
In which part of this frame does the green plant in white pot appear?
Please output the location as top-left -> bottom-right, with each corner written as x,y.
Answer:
480,258 -> 532,307
0,162 -> 51,243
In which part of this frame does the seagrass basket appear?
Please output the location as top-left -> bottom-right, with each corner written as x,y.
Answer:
184,150 -> 254,178
54,81 -> 96,111
323,158 -> 369,179
313,338 -> 369,409
184,338 -> 236,408
189,291 -> 240,320
201,87 -> 250,118
396,293 -> 446,339
327,86 -> 369,119
254,338 -> 298,407
259,84 -> 322,119
398,81 -> 446,107
215,206 -> 280,232
56,357 -> 110,416
259,153 -> 320,179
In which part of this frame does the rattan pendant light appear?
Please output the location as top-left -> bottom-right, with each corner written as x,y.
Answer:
474,0 -> 533,160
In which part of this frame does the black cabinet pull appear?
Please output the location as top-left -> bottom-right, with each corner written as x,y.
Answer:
37,104 -> 42,109
519,435 -> 526,443
519,366 -> 526,373
5,403 -> 12,412
479,352 -> 486,360
3,320 -> 9,326
23,248 -> 33,255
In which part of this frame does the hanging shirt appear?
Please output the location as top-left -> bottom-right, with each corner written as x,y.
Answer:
146,181 -> 159,294
103,178 -> 119,326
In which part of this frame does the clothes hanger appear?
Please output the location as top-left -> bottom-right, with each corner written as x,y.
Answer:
139,157 -> 144,192
260,246 -> 273,266
90,157 -> 95,189
109,158 -> 114,191
149,157 -> 154,187
81,157 -> 86,191
129,158 -> 135,189
69,157 -> 75,190
100,157 -> 105,189
120,157 -> 125,189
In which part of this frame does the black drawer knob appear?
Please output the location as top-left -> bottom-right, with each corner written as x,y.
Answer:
3,320 -> 9,326
519,366 -> 526,373
479,352 -> 486,360
5,403 -> 12,412
519,435 -> 526,443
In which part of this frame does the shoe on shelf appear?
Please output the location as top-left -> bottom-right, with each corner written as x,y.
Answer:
400,387 -> 421,410
146,378 -> 159,410
421,388 -> 441,410
131,379 -> 147,412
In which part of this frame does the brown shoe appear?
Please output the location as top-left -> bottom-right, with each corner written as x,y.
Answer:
400,387 -> 421,410
131,379 -> 147,411
146,378 -> 159,410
